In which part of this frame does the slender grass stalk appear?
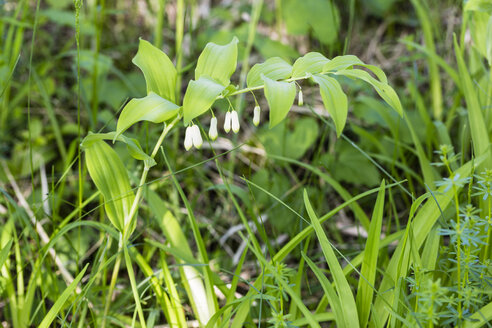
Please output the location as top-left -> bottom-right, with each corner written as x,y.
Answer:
410,0 -> 443,120
175,0 -> 184,104
154,0 -> 166,49
91,0 -> 105,128
123,243 -> 147,328
101,244 -> 123,328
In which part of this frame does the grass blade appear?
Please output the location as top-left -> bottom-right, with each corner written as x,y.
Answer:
303,253 -> 346,327
38,264 -> 88,328
356,180 -> 385,328
303,190 -> 360,328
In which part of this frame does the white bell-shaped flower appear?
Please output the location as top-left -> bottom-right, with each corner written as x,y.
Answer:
192,125 -> 203,149
231,110 -> 240,133
224,111 -> 231,133
184,126 -> 193,151
253,105 -> 261,126
298,90 -> 303,106
209,117 -> 218,141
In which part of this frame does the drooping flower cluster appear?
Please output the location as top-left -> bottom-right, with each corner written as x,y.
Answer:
184,106 -> 263,150
184,124 -> 203,151
223,110 -> 240,133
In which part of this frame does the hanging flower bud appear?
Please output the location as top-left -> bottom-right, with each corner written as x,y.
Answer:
298,90 -> 303,106
253,105 -> 261,126
231,110 -> 240,133
224,111 -> 231,133
192,125 -> 203,149
209,117 -> 218,141
184,126 -> 193,151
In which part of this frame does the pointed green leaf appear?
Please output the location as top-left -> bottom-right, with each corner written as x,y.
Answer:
132,39 -> 177,102
335,69 -> 403,116
303,253 -> 347,328
356,180 -> 385,328
182,77 -> 225,124
303,190 -> 360,328
262,75 -> 296,128
39,264 -> 88,328
323,55 -> 388,83
115,92 -> 180,139
323,55 -> 364,72
454,36 -> 491,166
195,37 -> 239,87
311,74 -> 348,137
81,132 -> 156,167
292,52 -> 330,77
246,57 -> 292,88
84,140 -> 135,232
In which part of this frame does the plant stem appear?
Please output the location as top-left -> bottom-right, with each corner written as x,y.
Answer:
101,243 -> 122,328
219,75 -> 308,99
123,117 -> 180,238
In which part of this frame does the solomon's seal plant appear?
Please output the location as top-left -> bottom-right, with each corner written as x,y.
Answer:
80,36 -> 402,327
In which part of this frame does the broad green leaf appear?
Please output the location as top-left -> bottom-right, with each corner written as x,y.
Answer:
246,57 -> 292,88
292,52 -> 330,77
182,77 -> 225,124
84,140 -> 135,233
454,36 -> 491,167
39,264 -> 88,328
262,75 -> 296,128
356,180 -> 385,328
335,69 -> 403,116
311,74 -> 348,137
303,190 -> 360,328
81,132 -> 156,167
323,55 -> 364,72
115,92 -> 180,139
303,253 -> 347,327
132,38 -> 177,102
195,37 -> 238,87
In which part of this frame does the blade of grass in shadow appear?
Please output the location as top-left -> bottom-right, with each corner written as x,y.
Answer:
303,190 -> 360,327
356,180 -> 385,328
38,264 -> 88,328
288,236 -> 311,320
243,235 -> 322,328
268,154 -> 370,230
302,253 -> 346,327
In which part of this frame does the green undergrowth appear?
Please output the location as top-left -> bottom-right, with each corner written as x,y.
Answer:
0,0 -> 491,327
